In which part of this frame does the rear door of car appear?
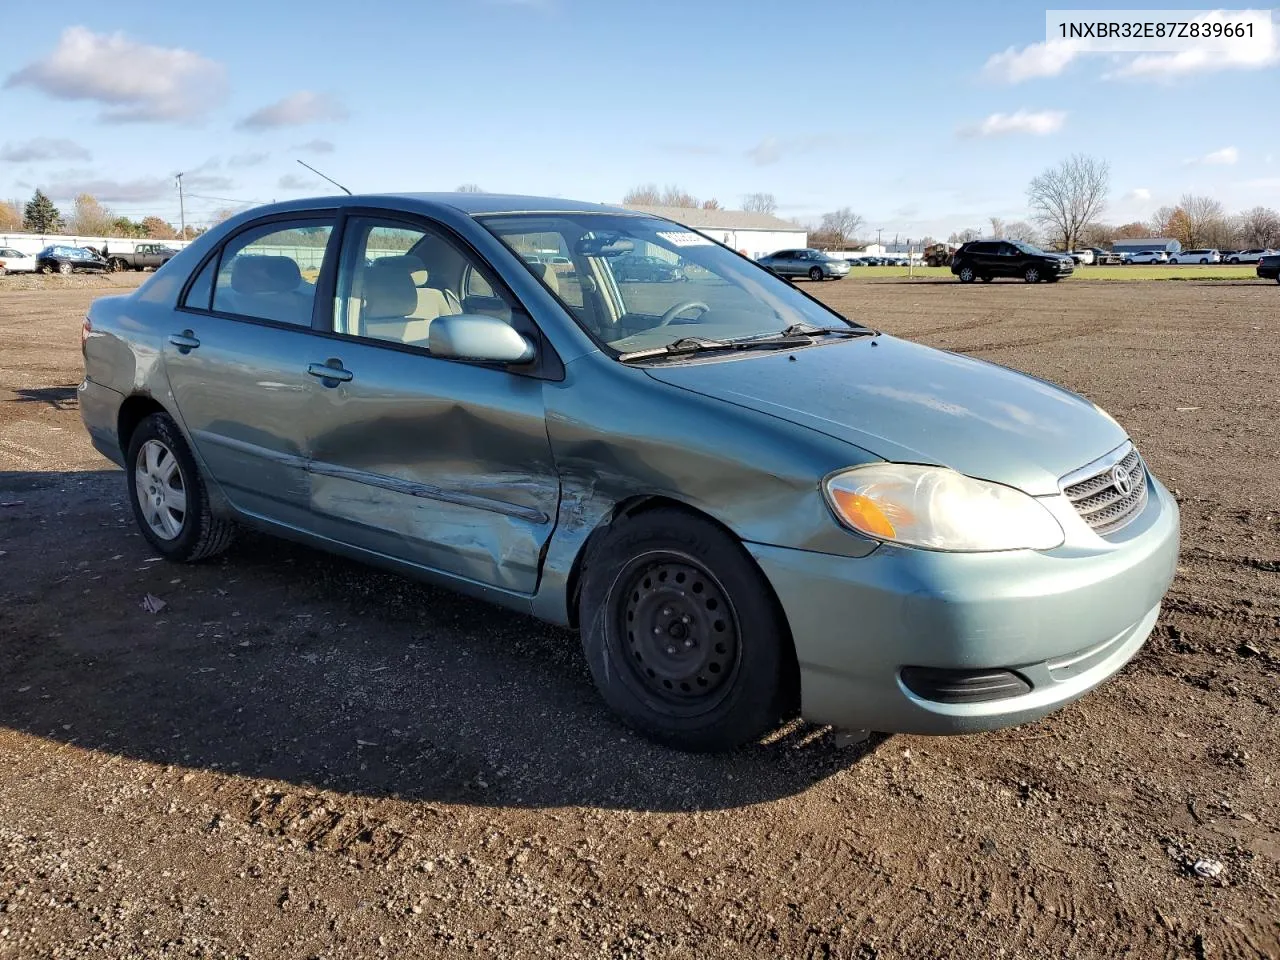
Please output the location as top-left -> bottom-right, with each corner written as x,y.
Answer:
301,211 -> 560,596
163,214 -> 337,529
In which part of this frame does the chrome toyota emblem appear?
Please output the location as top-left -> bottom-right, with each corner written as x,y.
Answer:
1111,463 -> 1133,495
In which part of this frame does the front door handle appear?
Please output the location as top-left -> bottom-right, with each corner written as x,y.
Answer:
307,359 -> 353,385
168,330 -> 200,352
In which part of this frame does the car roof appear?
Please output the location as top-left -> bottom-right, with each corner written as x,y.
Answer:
231,192 -> 635,219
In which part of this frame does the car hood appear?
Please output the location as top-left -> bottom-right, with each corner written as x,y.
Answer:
643,335 -> 1127,496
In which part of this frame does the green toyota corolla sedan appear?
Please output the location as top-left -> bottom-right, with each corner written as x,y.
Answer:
79,193 -> 1180,752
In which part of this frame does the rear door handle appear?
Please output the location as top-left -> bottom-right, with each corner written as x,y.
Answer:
168,330 -> 200,352
307,360 -> 353,384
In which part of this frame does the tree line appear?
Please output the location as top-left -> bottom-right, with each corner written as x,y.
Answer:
0,188 -> 206,240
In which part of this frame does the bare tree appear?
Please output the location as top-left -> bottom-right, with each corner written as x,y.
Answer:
68,194 -> 115,235
1147,206 -> 1177,237
701,198 -> 722,210
1174,194 -> 1226,248
819,207 -> 864,244
948,227 -> 981,244
0,199 -> 22,232
1081,222 -> 1117,247
988,216 -> 1006,238
623,183 -> 662,205
455,183 -> 484,193
659,184 -> 699,207
742,192 -> 778,215
1238,205 -> 1280,248
1005,220 -> 1041,245
1027,154 -> 1110,251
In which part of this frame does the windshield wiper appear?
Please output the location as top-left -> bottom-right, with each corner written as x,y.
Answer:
777,321 -> 880,339
617,335 -> 809,363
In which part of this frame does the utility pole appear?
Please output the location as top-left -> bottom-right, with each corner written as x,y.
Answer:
175,173 -> 185,239
877,227 -> 882,252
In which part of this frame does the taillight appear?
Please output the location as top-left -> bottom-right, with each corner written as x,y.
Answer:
81,316 -> 92,348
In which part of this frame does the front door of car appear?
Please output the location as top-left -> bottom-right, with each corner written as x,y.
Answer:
163,216 -> 336,529
992,242 -> 1020,276
303,214 -> 560,596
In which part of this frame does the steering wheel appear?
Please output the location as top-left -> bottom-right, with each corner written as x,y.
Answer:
657,301 -> 710,326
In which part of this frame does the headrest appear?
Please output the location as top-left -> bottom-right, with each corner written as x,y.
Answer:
376,254 -> 427,287
363,260 -> 417,319
535,260 -> 559,296
231,255 -> 302,294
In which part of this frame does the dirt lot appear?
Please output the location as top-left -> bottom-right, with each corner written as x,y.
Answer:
1,273 -> 1277,959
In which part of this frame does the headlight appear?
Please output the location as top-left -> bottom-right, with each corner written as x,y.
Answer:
823,464 -> 1064,552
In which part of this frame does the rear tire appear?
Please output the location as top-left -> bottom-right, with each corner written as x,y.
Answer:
579,508 -> 796,752
980,275 -> 993,283
808,266 -> 823,281
1199,258 -> 1208,264
125,412 -> 237,563
956,264 -> 976,283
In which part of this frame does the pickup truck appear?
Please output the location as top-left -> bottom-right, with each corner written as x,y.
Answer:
101,242 -> 180,272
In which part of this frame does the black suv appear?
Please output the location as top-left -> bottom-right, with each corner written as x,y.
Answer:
1257,253 -> 1280,283
950,240 -> 1074,284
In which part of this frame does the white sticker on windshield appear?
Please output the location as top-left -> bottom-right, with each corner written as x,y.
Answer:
657,230 -> 713,247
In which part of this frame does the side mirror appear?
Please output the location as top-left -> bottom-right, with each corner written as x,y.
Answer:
429,314 -> 536,364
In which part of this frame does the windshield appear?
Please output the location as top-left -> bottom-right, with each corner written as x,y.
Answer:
479,213 -> 856,353
1013,242 -> 1046,255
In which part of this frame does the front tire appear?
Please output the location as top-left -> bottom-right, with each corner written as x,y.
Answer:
579,508 -> 796,752
57,261 -> 73,275
808,266 -> 823,281
1229,257 -> 1240,264
1024,265 -> 1041,283
125,413 -> 236,562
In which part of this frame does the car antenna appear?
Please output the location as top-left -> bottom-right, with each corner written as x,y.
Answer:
296,159 -> 352,196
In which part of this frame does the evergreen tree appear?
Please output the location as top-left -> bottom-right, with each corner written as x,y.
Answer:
23,189 -> 64,233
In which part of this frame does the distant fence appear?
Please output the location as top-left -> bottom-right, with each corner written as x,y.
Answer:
0,233 -> 195,257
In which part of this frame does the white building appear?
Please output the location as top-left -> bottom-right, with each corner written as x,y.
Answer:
622,205 -> 807,260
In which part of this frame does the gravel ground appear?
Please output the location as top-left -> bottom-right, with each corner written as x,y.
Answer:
1,273 -> 1277,959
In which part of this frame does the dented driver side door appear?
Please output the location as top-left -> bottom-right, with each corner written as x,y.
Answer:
302,214 -> 559,596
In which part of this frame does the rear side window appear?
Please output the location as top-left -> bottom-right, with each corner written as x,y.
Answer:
182,256 -> 217,311
211,219 -> 335,326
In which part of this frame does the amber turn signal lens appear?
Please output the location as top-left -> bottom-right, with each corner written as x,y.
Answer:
830,488 -> 897,539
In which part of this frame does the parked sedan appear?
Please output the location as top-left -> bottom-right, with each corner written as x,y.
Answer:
1257,253 -> 1280,282
1122,250 -> 1169,264
79,193 -> 1179,752
613,254 -> 684,283
36,245 -> 110,275
0,246 -> 39,274
757,248 -> 851,280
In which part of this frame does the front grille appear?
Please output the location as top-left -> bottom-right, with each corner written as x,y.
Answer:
1062,444 -> 1148,536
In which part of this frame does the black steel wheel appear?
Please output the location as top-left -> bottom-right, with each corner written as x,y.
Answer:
618,556 -> 740,709
579,507 -> 797,751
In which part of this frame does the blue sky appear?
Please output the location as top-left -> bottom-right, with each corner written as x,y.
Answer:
1,0 -> 1277,240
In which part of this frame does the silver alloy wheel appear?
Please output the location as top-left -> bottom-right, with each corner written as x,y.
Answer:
958,266 -> 974,282
1025,266 -> 1040,282
134,439 -> 187,540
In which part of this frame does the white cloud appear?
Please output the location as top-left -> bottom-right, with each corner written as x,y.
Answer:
745,134 -> 842,166
293,139 -> 335,155
1128,188 -> 1152,201
0,137 -> 91,163
238,92 -> 348,130
1187,146 -> 1239,166
228,152 -> 269,168
42,174 -> 172,203
4,26 -> 226,122
983,40 -> 1080,82
958,109 -> 1066,138
278,174 -> 322,191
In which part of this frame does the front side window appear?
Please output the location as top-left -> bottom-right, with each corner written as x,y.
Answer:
211,219 -> 334,326
332,217 -> 516,349
481,213 -> 859,355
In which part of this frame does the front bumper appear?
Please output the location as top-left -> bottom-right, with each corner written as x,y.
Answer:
748,476 -> 1180,734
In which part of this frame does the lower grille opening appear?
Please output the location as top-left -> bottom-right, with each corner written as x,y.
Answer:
901,666 -> 1032,704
